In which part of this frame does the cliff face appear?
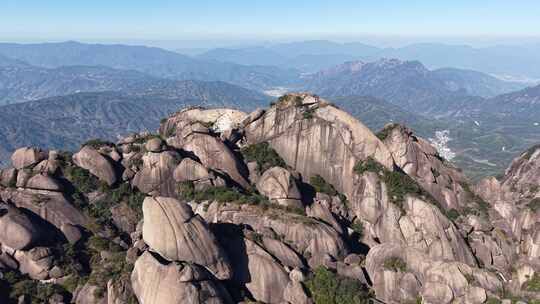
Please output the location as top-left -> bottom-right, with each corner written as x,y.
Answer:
0,93 -> 538,304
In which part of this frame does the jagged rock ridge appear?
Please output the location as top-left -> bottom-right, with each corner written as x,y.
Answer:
0,93 -> 537,304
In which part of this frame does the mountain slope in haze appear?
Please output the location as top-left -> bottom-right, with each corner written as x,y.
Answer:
431,67 -> 527,98
196,40 -> 380,72
0,41 -> 300,91
0,82 -> 270,166
302,59 -> 476,114
379,42 -> 540,79
301,59 -> 525,114
476,84 -> 540,121
0,64 -> 269,106
0,65 -> 155,105
0,53 -> 28,67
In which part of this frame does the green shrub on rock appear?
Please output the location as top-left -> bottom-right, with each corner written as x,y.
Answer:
241,142 -> 286,172
0,270 -> 70,303
525,273 -> 540,292
305,267 -> 372,304
81,138 -> 114,149
383,256 -> 407,272
353,157 -> 384,175
354,157 -> 444,214
527,198 -> 540,212
310,175 -> 338,197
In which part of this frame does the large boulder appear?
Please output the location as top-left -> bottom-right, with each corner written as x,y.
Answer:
171,132 -> 249,188
261,237 -> 305,269
131,251 -> 232,304
0,188 -> 89,238
243,93 -> 393,209
162,108 -> 247,134
0,206 -> 41,250
256,166 -> 302,208
173,158 -> 210,182
161,108 -> 250,188
132,151 -> 180,196
73,146 -> 118,186
145,137 -> 164,153
14,246 -> 55,280
110,201 -> 140,234
220,235 -> 290,304
25,174 -> 63,191
142,196 -> 232,280
11,147 -> 46,170
379,124 -> 470,210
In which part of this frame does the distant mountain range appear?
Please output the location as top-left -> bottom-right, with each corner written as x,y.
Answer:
195,40 -> 540,80
301,59 -> 512,114
1,40 -> 540,180
0,65 -> 152,105
0,41 -> 300,91
0,81 -> 270,167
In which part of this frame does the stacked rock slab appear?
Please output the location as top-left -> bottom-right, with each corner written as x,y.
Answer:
132,251 -> 233,304
141,196 -> 232,280
132,196 -> 233,304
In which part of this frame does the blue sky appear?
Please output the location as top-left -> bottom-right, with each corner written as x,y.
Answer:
1,0 -> 539,42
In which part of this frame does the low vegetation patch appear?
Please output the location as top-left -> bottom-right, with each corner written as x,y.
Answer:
354,157 -> 448,215
277,94 -> 304,107
86,183 -> 145,226
383,256 -> 407,272
446,208 -> 460,221
177,182 -> 307,216
131,133 -> 161,145
54,234 -> 131,299
460,182 -> 490,218
310,175 -> 338,196
353,157 -> 384,176
81,138 -> 114,149
61,161 -> 101,194
305,267 -> 372,304
178,182 -> 270,205
527,198 -> 540,212
0,270 -> 70,303
241,142 -> 287,173
309,175 -> 348,203
303,107 -> 316,119
376,124 -> 399,141
525,273 -> 540,292
350,221 -> 364,239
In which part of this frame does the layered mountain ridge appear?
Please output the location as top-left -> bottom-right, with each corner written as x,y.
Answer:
0,83 -> 269,168
0,93 -> 538,304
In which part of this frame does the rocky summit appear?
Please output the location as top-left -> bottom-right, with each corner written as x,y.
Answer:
0,93 -> 538,304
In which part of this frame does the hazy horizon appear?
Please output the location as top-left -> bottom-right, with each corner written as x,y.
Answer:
2,0 -> 540,49
1,35 -> 540,52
